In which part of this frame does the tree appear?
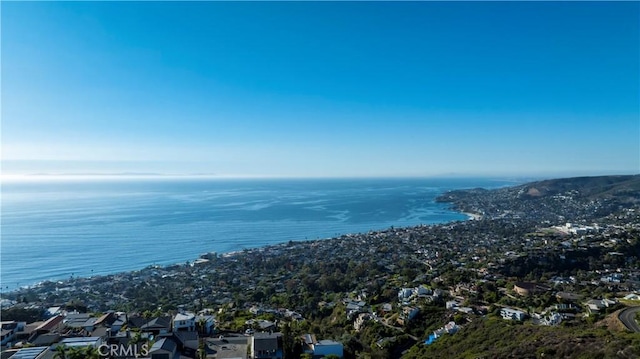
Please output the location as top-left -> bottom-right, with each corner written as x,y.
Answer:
130,331 -> 142,345
142,310 -> 153,333
84,346 -> 101,359
52,345 -> 68,359
66,347 -> 84,359
197,338 -> 206,359
282,322 -> 294,359
197,317 -> 208,336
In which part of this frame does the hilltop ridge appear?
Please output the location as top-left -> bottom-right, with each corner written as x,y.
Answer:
516,175 -> 640,199
437,174 -> 640,223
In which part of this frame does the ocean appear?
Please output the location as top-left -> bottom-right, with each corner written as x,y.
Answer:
1,177 -> 515,290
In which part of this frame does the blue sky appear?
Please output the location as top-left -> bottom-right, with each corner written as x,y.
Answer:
2,1 -> 639,178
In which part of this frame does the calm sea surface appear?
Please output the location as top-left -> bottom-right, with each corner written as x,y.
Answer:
1,178 -> 515,290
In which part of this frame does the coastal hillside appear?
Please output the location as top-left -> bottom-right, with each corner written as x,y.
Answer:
2,175 -> 640,359
515,175 -> 640,199
437,174 -> 640,223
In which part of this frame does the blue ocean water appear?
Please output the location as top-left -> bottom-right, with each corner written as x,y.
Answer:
1,177 -> 514,290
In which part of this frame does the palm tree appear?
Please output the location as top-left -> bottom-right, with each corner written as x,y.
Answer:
52,345 -> 68,359
66,347 -> 84,359
197,317 -> 208,336
84,346 -> 101,359
130,330 -> 142,345
142,310 -> 153,333
197,338 -> 207,359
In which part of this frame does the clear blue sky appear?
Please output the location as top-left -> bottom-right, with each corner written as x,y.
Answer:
2,1 -> 639,178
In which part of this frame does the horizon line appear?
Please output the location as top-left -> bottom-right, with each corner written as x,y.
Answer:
1,171 -> 638,183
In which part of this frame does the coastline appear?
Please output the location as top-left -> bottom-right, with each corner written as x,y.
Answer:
4,210 -> 472,295
2,178 -> 506,292
4,214 -> 461,298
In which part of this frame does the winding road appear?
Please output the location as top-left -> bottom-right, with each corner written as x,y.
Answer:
618,306 -> 640,332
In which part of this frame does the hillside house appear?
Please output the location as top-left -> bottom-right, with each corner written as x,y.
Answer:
500,308 -> 526,321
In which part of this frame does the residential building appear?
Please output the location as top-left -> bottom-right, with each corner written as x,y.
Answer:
173,312 -> 196,332
139,317 -> 172,335
500,308 -> 526,321
540,312 -> 562,326
397,307 -> 420,326
445,301 -> 460,310
251,332 -> 283,359
313,340 -> 344,358
584,298 -> 617,314
1,321 -> 25,347
149,337 -> 178,359
301,334 -> 344,358
5,346 -> 48,359
398,288 -> 413,300
59,336 -> 103,348
624,293 -> 640,301
514,282 -> 538,296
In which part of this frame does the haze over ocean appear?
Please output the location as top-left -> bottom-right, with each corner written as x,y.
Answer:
2,178 -> 515,290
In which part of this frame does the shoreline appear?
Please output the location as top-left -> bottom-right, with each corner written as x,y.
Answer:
2,214 -> 472,293
2,179 -> 497,293
2,211 -> 471,295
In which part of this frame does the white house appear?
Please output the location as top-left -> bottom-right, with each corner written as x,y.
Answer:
433,321 -> 459,339
444,321 -> 459,334
500,308 -> 526,321
585,298 -> 617,314
541,312 -> 562,326
445,301 -> 460,310
624,293 -> 640,301
398,288 -> 413,300
1,321 -> 25,347
172,312 -> 196,332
